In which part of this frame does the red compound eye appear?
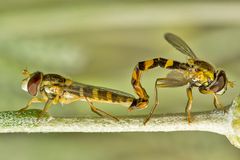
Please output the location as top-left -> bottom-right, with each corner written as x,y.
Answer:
209,70 -> 227,95
27,72 -> 43,96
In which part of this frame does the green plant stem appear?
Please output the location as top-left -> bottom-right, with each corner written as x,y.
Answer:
0,96 -> 239,149
0,109 -> 229,134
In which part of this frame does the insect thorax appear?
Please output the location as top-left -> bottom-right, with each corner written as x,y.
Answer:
186,60 -> 215,87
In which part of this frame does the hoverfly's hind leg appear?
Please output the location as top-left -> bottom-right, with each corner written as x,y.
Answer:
18,97 -> 46,113
213,94 -> 227,113
186,87 -> 193,123
144,78 -> 160,125
144,74 -> 188,124
85,98 -> 119,121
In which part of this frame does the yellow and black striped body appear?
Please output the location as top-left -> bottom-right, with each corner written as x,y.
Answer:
130,57 -> 189,110
20,70 -> 139,120
130,33 -> 231,124
40,74 -> 136,107
62,82 -> 135,107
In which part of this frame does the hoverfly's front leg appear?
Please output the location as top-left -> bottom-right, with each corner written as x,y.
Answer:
38,87 -> 63,119
213,94 -> 227,113
186,87 -> 193,123
37,99 -> 54,120
18,97 -> 46,112
85,98 -> 119,121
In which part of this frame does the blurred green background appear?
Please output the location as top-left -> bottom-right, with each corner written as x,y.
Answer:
0,0 -> 240,159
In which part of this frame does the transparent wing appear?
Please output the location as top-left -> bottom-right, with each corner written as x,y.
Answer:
65,82 -> 135,98
97,86 -> 135,98
156,78 -> 188,88
164,33 -> 198,60
156,71 -> 188,88
167,70 -> 187,80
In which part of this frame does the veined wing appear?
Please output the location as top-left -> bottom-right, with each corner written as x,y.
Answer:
167,70 -> 187,81
156,71 -> 188,88
64,82 -> 135,99
164,33 -> 198,60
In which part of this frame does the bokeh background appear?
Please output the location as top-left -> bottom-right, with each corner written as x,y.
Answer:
0,0 -> 240,159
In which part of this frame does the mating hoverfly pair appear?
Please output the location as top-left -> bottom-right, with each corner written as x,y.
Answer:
19,33 -> 233,124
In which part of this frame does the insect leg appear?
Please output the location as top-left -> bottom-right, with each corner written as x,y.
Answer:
144,76 -> 188,124
144,78 -> 160,125
38,99 -> 53,120
213,94 -> 227,113
18,97 -> 46,112
85,98 -> 119,121
186,87 -> 193,123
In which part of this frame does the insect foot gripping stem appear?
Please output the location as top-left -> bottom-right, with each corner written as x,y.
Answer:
128,98 -> 149,111
226,96 -> 240,149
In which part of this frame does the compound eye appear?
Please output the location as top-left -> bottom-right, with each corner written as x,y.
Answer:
210,71 -> 227,94
27,72 -> 43,96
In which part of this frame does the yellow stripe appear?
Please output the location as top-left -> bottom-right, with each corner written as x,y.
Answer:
92,88 -> 99,100
165,59 -> 174,68
144,60 -> 154,69
127,98 -> 133,103
132,70 -> 138,80
65,79 -> 73,86
79,87 -> 84,97
106,92 -> 112,101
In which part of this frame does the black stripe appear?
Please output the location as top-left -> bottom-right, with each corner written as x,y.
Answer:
111,93 -> 119,102
167,61 -> 181,69
98,90 -> 108,100
130,99 -> 138,108
150,58 -> 160,69
179,63 -> 190,70
121,96 -> 128,102
158,58 -> 168,67
83,87 -> 93,98
68,85 -> 81,96
130,98 -> 148,108
138,62 -> 146,70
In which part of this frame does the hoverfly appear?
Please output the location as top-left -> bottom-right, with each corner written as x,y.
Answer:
19,69 -> 138,120
129,33 -> 234,124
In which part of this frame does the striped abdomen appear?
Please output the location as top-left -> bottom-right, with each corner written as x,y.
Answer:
131,57 -> 188,108
65,82 -> 136,107
136,58 -> 187,71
